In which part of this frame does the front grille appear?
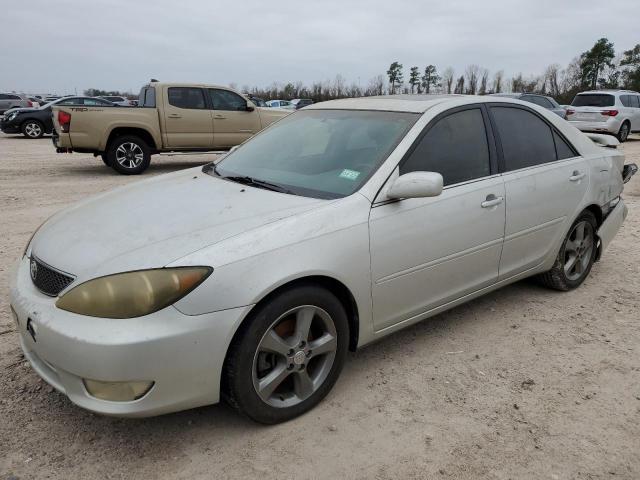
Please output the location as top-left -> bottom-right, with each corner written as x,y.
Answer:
30,256 -> 74,296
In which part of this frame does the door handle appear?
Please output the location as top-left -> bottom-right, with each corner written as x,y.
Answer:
481,194 -> 504,208
167,114 -> 181,119
569,171 -> 586,182
214,114 -> 226,119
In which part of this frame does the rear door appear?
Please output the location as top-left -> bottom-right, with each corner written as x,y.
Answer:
630,95 -> 640,131
163,86 -> 214,149
489,104 -> 588,280
207,88 -> 261,148
369,106 -> 505,330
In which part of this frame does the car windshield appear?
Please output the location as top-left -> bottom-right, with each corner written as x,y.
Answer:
571,94 -> 615,107
205,109 -> 419,199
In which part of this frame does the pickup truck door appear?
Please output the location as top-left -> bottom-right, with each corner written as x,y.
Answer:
163,86 -> 214,149
207,88 -> 261,148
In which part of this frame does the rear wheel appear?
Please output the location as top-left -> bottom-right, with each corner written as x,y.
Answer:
21,120 -> 44,139
617,122 -> 630,143
107,135 -> 151,175
223,285 -> 349,424
537,211 -> 597,291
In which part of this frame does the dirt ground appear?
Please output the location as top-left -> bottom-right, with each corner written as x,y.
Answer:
0,132 -> 639,480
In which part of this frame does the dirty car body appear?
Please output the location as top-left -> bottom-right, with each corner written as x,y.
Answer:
9,95 -> 633,422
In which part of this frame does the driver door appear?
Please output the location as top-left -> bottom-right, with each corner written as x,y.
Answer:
369,106 -> 505,331
208,88 -> 261,148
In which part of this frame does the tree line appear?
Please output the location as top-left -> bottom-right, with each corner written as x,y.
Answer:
84,38 -> 640,105
241,38 -> 639,105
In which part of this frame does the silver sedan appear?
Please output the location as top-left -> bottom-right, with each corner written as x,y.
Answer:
10,95 -> 633,423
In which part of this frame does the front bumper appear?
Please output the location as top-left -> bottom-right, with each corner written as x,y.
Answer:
9,256 -> 251,417
568,118 -> 621,135
0,118 -> 21,134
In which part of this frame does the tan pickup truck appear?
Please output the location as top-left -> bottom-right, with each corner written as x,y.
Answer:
52,82 -> 291,174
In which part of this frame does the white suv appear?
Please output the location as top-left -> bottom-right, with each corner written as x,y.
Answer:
567,90 -> 640,142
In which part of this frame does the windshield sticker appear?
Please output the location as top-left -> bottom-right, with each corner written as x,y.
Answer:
339,169 -> 361,181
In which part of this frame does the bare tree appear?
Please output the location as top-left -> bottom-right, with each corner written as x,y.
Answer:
442,67 -> 455,94
492,70 -> 504,93
454,75 -> 465,94
544,64 -> 561,97
366,75 -> 386,96
478,68 -> 489,95
464,65 -> 480,94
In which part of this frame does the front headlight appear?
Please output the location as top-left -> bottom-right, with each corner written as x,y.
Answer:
56,267 -> 212,318
7,112 -> 18,121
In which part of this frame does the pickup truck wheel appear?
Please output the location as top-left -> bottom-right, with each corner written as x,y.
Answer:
100,154 -> 111,166
22,120 -> 45,139
107,136 -> 151,175
537,211 -> 597,291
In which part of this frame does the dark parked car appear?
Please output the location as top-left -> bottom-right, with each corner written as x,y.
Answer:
489,93 -> 567,119
291,98 -> 313,110
245,94 -> 267,107
0,96 -> 114,138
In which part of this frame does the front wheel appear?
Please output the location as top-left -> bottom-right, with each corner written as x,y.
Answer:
537,211 -> 597,291
106,135 -> 151,174
22,120 -> 44,138
223,285 -> 349,424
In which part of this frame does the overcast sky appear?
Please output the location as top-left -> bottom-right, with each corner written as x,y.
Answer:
1,0 -> 638,95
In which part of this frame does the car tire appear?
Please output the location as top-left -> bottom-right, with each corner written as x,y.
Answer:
107,135 -> 151,175
223,284 -> 349,424
617,122 -> 630,143
100,153 -> 111,167
537,211 -> 598,291
21,120 -> 45,139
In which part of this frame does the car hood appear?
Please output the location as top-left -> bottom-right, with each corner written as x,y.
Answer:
31,167 -> 327,280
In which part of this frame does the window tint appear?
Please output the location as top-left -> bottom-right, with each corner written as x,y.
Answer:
491,107 -> 556,171
553,131 -> 576,160
400,108 -> 491,186
631,96 -> 640,108
58,98 -> 81,105
620,95 -> 632,107
523,96 -> 553,109
167,87 -> 205,109
84,98 -> 109,106
9,94 -> 21,100
571,94 -> 614,107
208,89 -> 247,111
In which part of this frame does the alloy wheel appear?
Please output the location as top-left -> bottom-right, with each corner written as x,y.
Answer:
252,305 -> 338,408
115,142 -> 144,169
25,122 -> 42,138
563,220 -> 594,281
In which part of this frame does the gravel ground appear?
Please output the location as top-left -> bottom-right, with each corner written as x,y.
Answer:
1,133 -> 639,480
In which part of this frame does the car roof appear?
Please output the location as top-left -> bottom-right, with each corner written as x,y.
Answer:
305,94 -> 533,113
577,90 -> 639,95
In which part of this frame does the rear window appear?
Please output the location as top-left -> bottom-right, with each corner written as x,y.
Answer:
571,94 -> 614,107
138,87 -> 156,107
168,87 -> 205,109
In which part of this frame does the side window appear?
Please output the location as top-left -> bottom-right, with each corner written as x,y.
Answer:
208,89 -> 247,111
167,87 -> 206,109
58,98 -> 80,105
631,96 -> 640,108
620,95 -> 631,107
491,107 -> 557,171
553,131 -> 577,160
400,108 -> 491,186
10,94 -> 22,100
139,87 -> 156,107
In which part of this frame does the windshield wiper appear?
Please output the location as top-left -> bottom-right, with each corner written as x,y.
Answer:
222,175 -> 296,195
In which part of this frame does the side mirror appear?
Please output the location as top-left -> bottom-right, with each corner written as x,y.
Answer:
386,171 -> 443,199
245,103 -> 255,112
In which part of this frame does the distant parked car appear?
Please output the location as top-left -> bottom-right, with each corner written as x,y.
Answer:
490,93 -> 566,119
291,98 -> 313,110
0,93 -> 33,114
1,96 -> 115,138
566,90 -> 640,142
266,99 -> 295,109
99,96 -> 131,106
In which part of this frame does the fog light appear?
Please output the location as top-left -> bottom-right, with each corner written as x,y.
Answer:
83,379 -> 154,402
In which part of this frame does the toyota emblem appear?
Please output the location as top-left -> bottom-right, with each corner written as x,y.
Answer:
30,258 -> 38,281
